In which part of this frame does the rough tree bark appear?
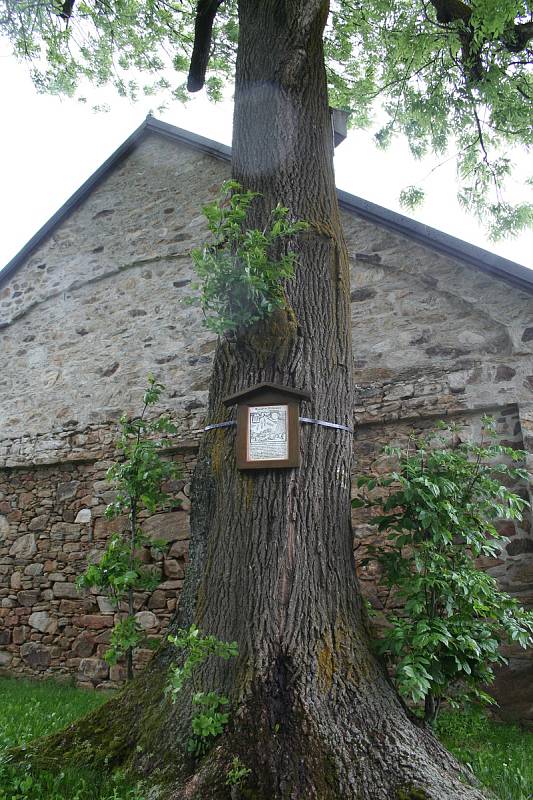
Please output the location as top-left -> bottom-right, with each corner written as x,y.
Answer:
26,2 -> 491,798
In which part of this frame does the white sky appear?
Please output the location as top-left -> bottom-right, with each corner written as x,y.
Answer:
0,38 -> 532,272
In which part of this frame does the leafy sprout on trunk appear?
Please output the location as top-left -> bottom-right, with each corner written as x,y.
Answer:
353,417 -> 533,724
167,624 -> 238,757
77,375 -> 180,680
187,180 -> 308,335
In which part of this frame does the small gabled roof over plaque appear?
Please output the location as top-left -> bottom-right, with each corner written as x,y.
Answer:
223,382 -> 311,407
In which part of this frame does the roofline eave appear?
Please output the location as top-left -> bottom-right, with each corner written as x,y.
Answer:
1,116 -> 530,294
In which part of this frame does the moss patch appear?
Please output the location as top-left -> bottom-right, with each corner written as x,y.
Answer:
397,788 -> 429,799
210,428 -> 227,477
243,306 -> 297,368
20,663 -> 168,777
317,639 -> 335,691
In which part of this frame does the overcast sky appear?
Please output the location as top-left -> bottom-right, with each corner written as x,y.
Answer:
1,38 -> 532,273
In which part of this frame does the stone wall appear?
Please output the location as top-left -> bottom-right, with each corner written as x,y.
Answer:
0,436 -> 197,687
1,129 -> 533,717
0,134 -> 224,440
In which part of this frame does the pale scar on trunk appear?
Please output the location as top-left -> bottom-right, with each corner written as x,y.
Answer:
278,472 -> 298,635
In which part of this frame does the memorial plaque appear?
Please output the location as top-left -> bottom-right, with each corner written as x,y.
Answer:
223,382 -> 311,470
248,405 -> 289,462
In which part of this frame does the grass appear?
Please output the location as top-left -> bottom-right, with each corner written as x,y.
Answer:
436,708 -> 533,800
0,676 -> 106,751
0,677 -> 143,800
1,676 -> 533,799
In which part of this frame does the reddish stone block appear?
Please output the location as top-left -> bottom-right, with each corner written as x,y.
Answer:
148,590 -> 166,610
20,642 -> 51,668
13,625 -> 29,644
17,590 -> 40,607
72,633 -> 96,658
59,599 -> 86,614
0,629 -> 11,645
169,539 -> 189,559
18,492 -> 34,509
75,614 -> 114,630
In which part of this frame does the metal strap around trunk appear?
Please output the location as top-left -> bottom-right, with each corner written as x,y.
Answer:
299,417 -> 354,434
204,421 -> 237,432
204,418 -> 353,434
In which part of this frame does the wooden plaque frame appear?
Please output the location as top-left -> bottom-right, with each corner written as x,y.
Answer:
223,383 -> 310,471
236,400 -> 299,470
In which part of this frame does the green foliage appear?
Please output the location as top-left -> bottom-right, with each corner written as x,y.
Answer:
0,677 -> 143,800
187,692 -> 230,756
1,0 -> 531,237
0,762 -> 144,800
168,624 -> 238,756
225,756 -> 252,788
77,534 -> 160,605
77,376 -> 179,674
189,180 -> 308,335
104,376 -> 179,518
167,624 -> 238,693
0,678 -> 106,752
2,677 -> 532,800
104,616 -> 145,666
354,418 -> 533,721
436,708 -> 533,800
399,185 -> 425,212
325,1 -> 533,238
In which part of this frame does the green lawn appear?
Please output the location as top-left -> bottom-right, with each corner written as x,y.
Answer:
0,677 -> 141,800
1,676 -> 532,799
436,708 -> 533,800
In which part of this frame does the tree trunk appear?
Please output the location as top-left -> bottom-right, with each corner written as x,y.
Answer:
23,2 -> 489,798
127,502 -> 137,682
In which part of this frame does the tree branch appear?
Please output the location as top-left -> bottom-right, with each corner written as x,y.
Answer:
59,0 -> 75,21
187,0 -> 224,92
430,0 -> 471,25
429,0 -> 533,59
504,20 -> 533,52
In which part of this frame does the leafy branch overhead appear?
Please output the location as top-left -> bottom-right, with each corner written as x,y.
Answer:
0,0 -> 531,237
188,180 -> 308,335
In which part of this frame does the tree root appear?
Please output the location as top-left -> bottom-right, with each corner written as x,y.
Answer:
10,670 -> 490,800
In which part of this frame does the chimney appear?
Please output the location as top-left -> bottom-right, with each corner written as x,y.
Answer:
330,107 -> 350,148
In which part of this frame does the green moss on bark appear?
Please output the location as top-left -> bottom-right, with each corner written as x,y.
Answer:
398,788 -> 430,799
14,662 -> 168,777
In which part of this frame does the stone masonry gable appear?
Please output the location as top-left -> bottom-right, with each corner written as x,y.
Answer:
1,127 -> 531,443
344,214 -> 533,423
0,134 -> 226,441
1,122 -> 533,721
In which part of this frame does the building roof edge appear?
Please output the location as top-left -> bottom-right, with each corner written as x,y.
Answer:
337,190 -> 533,293
1,116 -> 530,293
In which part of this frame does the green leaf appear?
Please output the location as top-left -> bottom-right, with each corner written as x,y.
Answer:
359,419 -> 532,714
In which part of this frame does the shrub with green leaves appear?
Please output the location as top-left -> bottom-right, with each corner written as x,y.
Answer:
77,376 -> 179,679
168,624 -> 238,756
225,756 -> 252,788
353,418 -> 533,723
189,180 -> 308,335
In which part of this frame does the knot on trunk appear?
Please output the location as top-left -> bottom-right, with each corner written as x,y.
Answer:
236,306 -> 298,368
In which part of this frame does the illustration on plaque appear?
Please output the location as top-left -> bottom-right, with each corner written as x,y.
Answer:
248,405 -> 289,461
